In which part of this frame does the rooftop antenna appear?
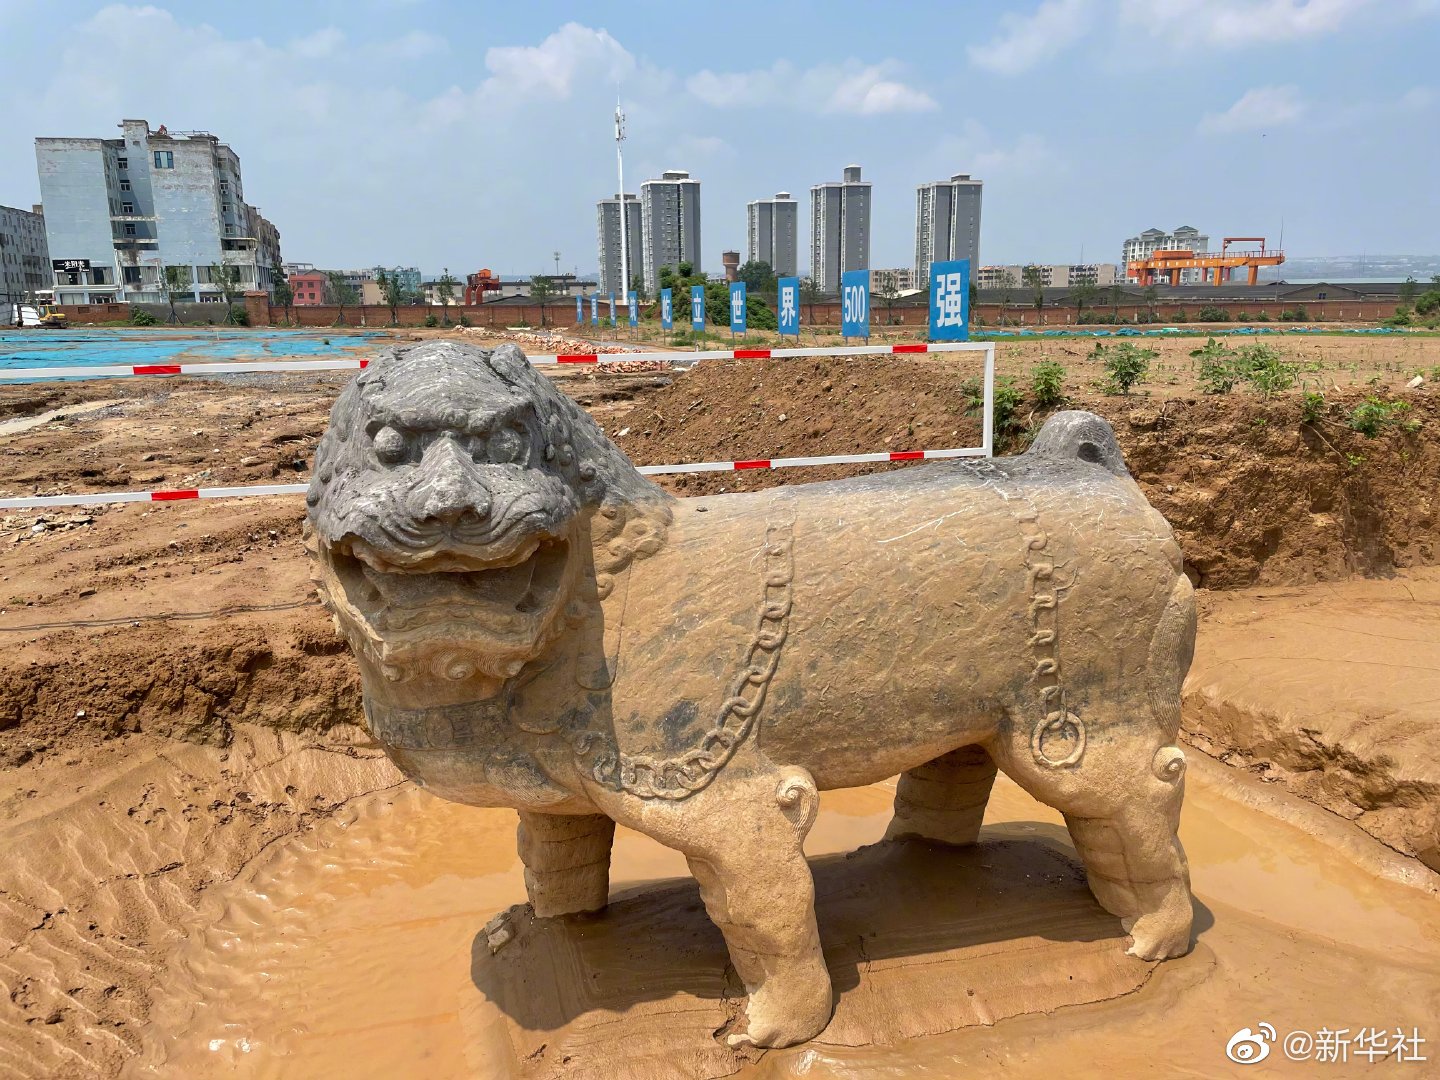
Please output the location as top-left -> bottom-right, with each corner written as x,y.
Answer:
615,96 -> 628,308
553,250 -> 561,277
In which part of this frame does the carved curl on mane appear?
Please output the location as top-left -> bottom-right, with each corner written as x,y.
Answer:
478,343 -> 674,591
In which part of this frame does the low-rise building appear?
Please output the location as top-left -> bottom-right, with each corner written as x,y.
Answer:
1122,226 -> 1208,284
975,263 -> 1119,290
289,268 -> 328,305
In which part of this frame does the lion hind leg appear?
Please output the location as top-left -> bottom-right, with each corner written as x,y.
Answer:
885,744 -> 997,846
516,811 -> 616,917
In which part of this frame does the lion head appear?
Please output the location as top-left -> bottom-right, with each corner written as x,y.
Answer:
306,340 -> 672,685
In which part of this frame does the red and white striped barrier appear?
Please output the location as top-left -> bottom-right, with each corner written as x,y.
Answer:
1,341 -> 990,381
0,342 -> 995,509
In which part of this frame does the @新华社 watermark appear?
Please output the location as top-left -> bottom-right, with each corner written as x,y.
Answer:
1226,1022 -> 1427,1065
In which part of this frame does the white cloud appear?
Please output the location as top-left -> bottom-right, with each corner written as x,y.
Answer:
1200,85 -> 1307,133
481,22 -> 633,99
290,27 -> 345,60
967,0 -> 1091,75
1119,0 -> 1429,46
931,121 -> 1059,177
687,59 -> 936,115
1398,85 -> 1437,110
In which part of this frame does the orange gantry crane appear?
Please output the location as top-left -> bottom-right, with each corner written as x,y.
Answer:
464,269 -> 502,305
1128,237 -> 1285,287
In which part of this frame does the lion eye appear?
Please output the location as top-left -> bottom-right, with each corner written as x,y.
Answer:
374,426 -> 407,464
488,426 -> 526,464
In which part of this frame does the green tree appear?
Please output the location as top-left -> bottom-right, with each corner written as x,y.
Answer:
436,269 -> 456,325
736,260 -> 776,293
1143,284 -> 1159,320
270,267 -> 292,325
378,269 -> 406,326
327,271 -> 356,325
209,262 -> 243,324
1109,282 -> 1122,321
800,276 -> 823,324
160,264 -> 192,324
1400,276 -> 1418,304
1022,265 -> 1045,317
530,274 -> 557,327
997,268 -> 1016,324
875,271 -> 900,324
968,280 -> 979,324
1070,278 -> 1098,320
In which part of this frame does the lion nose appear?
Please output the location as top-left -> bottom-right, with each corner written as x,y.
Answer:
407,437 -> 492,525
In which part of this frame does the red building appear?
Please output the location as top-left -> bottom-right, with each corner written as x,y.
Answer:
290,270 -> 327,305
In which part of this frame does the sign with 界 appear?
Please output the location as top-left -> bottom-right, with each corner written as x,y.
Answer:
777,277 -> 799,338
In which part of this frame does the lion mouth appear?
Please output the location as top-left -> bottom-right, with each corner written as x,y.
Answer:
326,532 -> 574,640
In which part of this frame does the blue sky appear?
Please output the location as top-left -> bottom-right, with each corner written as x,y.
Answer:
1,0 -> 1436,277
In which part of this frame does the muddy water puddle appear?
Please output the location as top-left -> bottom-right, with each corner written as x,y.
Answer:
131,763 -> 1440,1079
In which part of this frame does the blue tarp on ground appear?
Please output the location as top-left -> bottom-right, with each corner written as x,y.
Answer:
0,328 -> 381,371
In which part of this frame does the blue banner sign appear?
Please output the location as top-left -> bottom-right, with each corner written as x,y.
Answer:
590,295 -> 598,325
628,290 -> 638,327
691,284 -> 705,332
777,276 -> 799,337
660,287 -> 673,330
729,281 -> 747,335
841,268 -> 870,340
575,295 -> 583,324
928,259 -> 970,341
608,292 -> 616,327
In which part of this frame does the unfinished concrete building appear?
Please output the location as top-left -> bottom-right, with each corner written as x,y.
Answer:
34,119 -> 281,304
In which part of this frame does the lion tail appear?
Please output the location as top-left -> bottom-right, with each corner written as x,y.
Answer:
1023,410 -> 1130,478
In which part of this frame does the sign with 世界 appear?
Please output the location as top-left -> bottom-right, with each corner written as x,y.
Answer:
777,276 -> 800,338
729,281 -> 747,335
928,259 -> 970,342
691,285 -> 705,332
841,269 -> 870,341
661,287 -> 673,330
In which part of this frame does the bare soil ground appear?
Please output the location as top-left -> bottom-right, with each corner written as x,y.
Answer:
1,331 -> 1438,1076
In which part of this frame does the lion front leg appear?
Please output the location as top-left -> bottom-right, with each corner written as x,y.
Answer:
682,767 -> 832,1049
516,811 -> 616,917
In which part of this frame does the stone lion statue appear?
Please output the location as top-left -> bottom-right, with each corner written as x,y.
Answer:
306,340 -> 1196,1049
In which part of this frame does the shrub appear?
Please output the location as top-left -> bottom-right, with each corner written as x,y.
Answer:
128,307 -> 157,326
458,314 -> 472,327
1300,391 -> 1326,424
1169,309 -> 1188,323
1094,341 -> 1154,394
1414,289 -> 1440,316
1236,343 -> 1296,394
1280,305 -> 1309,322
1385,308 -> 1413,327
423,313 -> 439,327
1197,305 -> 1229,322
1256,311 -> 1273,322
1191,337 -> 1239,393
1031,361 -> 1067,409
1235,311 -> 1252,322
1348,398 -> 1419,437
992,377 -> 1023,433
226,308 -> 249,326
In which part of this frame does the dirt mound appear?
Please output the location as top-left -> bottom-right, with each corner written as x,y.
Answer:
600,357 -> 1440,588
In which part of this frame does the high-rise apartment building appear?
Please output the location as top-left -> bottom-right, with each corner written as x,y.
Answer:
595,192 -> 641,298
810,165 -> 871,294
746,192 -> 798,277
914,173 -> 983,289
34,119 -> 280,304
639,170 -> 701,294
1122,226 -> 1209,284
0,204 -> 49,304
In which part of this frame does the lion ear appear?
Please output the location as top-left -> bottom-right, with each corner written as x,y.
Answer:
487,342 -> 534,386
